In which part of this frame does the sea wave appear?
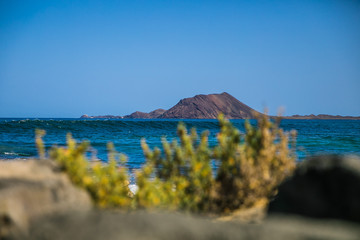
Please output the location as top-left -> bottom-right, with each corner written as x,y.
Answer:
4,152 -> 18,155
1,118 -> 359,166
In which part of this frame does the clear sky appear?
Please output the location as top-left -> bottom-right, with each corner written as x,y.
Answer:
1,0 -> 359,117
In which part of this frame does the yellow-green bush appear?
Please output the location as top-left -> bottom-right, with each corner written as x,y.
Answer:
37,133 -> 132,209
213,114 -> 296,212
36,113 -> 296,214
135,123 -> 214,212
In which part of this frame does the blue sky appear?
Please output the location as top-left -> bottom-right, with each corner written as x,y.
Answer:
1,0 -> 359,117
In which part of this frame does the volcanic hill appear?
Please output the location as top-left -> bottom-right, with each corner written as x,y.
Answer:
80,92 -> 262,119
159,92 -> 260,119
81,92 -> 360,119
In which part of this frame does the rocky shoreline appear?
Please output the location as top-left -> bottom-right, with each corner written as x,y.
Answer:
1,155 -> 360,239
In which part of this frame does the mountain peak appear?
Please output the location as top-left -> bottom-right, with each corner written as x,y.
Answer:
159,92 -> 260,119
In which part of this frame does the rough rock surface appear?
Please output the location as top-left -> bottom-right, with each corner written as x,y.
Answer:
23,212 -> 360,240
148,108 -> 166,118
0,160 -> 92,238
159,92 -> 261,119
268,155 -> 360,222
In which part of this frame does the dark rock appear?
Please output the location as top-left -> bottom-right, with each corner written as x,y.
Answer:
268,155 -> 360,222
159,92 -> 261,119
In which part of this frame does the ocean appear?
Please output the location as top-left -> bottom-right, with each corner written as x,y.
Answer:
1,118 -> 359,169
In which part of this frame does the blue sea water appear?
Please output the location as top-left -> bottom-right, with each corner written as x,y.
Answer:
0,118 -> 359,169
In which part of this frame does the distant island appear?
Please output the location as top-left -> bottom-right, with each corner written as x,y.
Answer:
80,92 -> 360,120
283,114 -> 360,120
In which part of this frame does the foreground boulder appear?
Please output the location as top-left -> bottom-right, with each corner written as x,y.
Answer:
0,159 -> 92,238
22,211 -> 360,240
268,155 -> 360,222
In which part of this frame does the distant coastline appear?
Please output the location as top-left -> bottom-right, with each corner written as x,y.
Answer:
80,93 -> 360,120
283,114 -> 360,120
80,114 -> 360,120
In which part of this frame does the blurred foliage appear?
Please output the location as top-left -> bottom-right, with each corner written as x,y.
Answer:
213,113 -> 296,212
37,133 -> 132,208
36,113 -> 296,214
135,123 -> 214,212
35,129 -> 46,159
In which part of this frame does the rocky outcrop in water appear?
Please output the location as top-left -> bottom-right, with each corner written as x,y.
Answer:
123,111 -> 150,119
81,92 -> 261,119
159,92 -> 260,119
80,114 -> 122,119
284,114 -> 360,120
123,109 -> 166,119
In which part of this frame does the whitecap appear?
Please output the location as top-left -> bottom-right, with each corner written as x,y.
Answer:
4,152 -> 18,155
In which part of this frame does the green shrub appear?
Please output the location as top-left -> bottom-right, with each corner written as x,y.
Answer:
213,113 -> 296,212
135,123 -> 214,212
36,113 -> 296,214
38,133 -> 132,208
